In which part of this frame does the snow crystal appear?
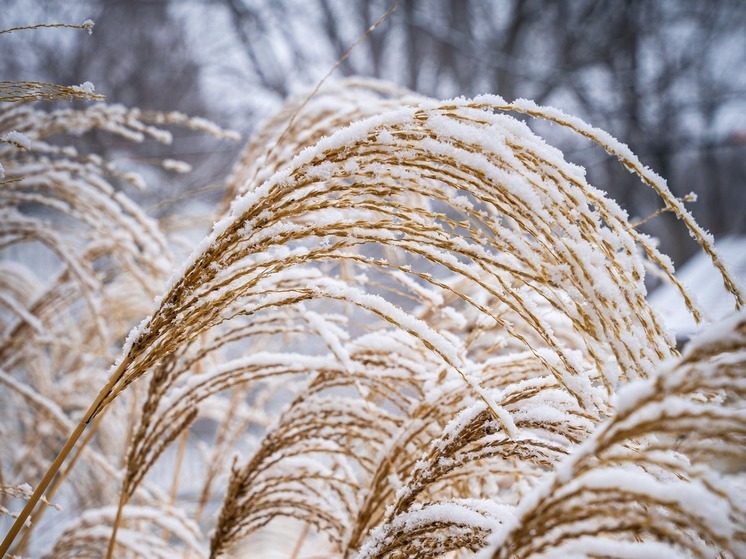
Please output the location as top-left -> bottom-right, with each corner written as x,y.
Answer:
71,81 -> 96,95
376,129 -> 394,144
305,160 -> 337,181
343,158 -> 359,175
451,194 -> 473,210
3,130 -> 31,150
82,19 -> 95,35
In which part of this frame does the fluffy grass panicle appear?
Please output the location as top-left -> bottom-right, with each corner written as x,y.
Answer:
0,28 -> 743,558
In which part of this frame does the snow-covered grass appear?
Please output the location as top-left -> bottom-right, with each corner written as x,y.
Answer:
1,43 -> 744,559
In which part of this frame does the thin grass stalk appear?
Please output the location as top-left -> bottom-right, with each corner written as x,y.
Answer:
104,485 -> 128,559
0,358 -> 128,556
289,523 -> 311,559
12,414 -> 104,555
0,21 -> 94,36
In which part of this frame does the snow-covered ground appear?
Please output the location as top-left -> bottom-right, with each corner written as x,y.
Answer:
649,236 -> 746,342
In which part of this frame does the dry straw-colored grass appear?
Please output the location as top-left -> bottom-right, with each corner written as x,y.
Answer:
1,27 -> 744,558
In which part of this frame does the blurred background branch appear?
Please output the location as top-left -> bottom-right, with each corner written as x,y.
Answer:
2,0 -> 744,264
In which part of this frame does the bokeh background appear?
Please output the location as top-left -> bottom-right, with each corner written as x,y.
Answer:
3,0 -> 745,267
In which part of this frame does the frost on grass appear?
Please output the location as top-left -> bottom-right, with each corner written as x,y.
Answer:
483,308 -> 746,559
2,130 -> 31,150
69,81 -> 95,95
2,77 -> 743,559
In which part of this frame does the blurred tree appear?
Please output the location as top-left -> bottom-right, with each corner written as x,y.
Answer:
221,0 -> 746,264
2,0 -> 744,263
